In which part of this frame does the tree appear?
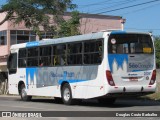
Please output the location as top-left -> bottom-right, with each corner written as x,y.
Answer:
58,11 -> 80,37
154,36 -> 160,68
0,0 -> 80,37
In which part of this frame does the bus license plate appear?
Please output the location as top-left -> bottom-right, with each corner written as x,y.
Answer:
129,77 -> 138,81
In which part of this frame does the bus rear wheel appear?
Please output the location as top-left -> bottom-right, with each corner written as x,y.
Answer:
20,84 -> 32,101
61,83 -> 75,105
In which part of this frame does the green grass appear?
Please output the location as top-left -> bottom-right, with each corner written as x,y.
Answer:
141,92 -> 160,101
139,82 -> 160,101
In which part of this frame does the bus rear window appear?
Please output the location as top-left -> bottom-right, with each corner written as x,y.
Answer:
108,34 -> 153,54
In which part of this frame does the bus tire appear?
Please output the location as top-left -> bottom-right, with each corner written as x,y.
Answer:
61,83 -> 75,105
98,98 -> 116,105
20,84 -> 32,101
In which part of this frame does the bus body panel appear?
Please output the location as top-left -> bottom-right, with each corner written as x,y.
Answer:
8,73 -> 19,95
108,54 -> 154,86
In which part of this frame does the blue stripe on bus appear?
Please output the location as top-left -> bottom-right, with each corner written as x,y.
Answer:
108,54 -> 128,72
58,79 -> 87,85
26,68 -> 38,89
111,31 -> 126,35
26,41 -> 39,48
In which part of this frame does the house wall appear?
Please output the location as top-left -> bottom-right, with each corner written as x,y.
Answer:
0,13 -> 8,31
80,17 -> 122,34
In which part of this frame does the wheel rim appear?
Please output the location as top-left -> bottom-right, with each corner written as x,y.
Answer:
21,88 -> 27,99
63,88 -> 70,102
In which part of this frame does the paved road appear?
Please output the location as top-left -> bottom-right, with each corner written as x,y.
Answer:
0,95 -> 160,120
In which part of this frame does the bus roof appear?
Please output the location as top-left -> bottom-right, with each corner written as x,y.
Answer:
10,30 -> 151,50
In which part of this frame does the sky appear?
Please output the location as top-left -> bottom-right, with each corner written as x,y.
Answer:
73,0 -> 160,36
0,0 -> 160,36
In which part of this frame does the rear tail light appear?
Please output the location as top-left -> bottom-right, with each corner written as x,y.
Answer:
106,70 -> 115,86
149,70 -> 156,85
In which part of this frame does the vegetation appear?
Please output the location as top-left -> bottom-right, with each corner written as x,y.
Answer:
154,36 -> 160,68
57,11 -> 80,37
0,0 -> 80,37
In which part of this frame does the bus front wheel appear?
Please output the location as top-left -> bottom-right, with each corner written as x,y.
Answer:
20,84 -> 32,101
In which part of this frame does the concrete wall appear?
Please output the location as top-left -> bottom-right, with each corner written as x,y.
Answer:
0,46 -> 8,57
0,13 -> 8,31
79,17 -> 122,34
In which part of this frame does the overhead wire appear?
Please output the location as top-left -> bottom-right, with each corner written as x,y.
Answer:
119,2 -> 160,15
89,0 -> 139,14
96,0 -> 160,14
78,0 -> 114,7
78,0 -> 135,10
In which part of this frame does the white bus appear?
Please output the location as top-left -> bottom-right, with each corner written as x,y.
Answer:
7,30 -> 156,105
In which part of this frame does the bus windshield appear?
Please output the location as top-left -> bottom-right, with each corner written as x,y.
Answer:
108,34 -> 153,54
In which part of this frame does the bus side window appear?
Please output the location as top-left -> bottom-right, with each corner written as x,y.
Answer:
27,48 -> 38,67
19,58 -> 27,68
39,46 -> 51,66
52,45 -> 66,66
53,55 -> 59,66
67,42 -> 82,65
8,53 -> 17,74
19,49 -> 27,68
84,39 -> 103,64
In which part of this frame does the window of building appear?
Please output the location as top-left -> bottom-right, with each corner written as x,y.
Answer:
0,31 -> 7,45
10,30 -> 16,34
17,36 -> 29,44
30,36 -> 36,42
10,35 -> 16,45
39,32 -> 54,40
10,30 -> 36,45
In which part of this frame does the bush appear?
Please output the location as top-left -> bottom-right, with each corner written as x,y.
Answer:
154,36 -> 160,68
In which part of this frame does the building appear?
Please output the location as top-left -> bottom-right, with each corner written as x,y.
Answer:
0,12 -> 125,80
